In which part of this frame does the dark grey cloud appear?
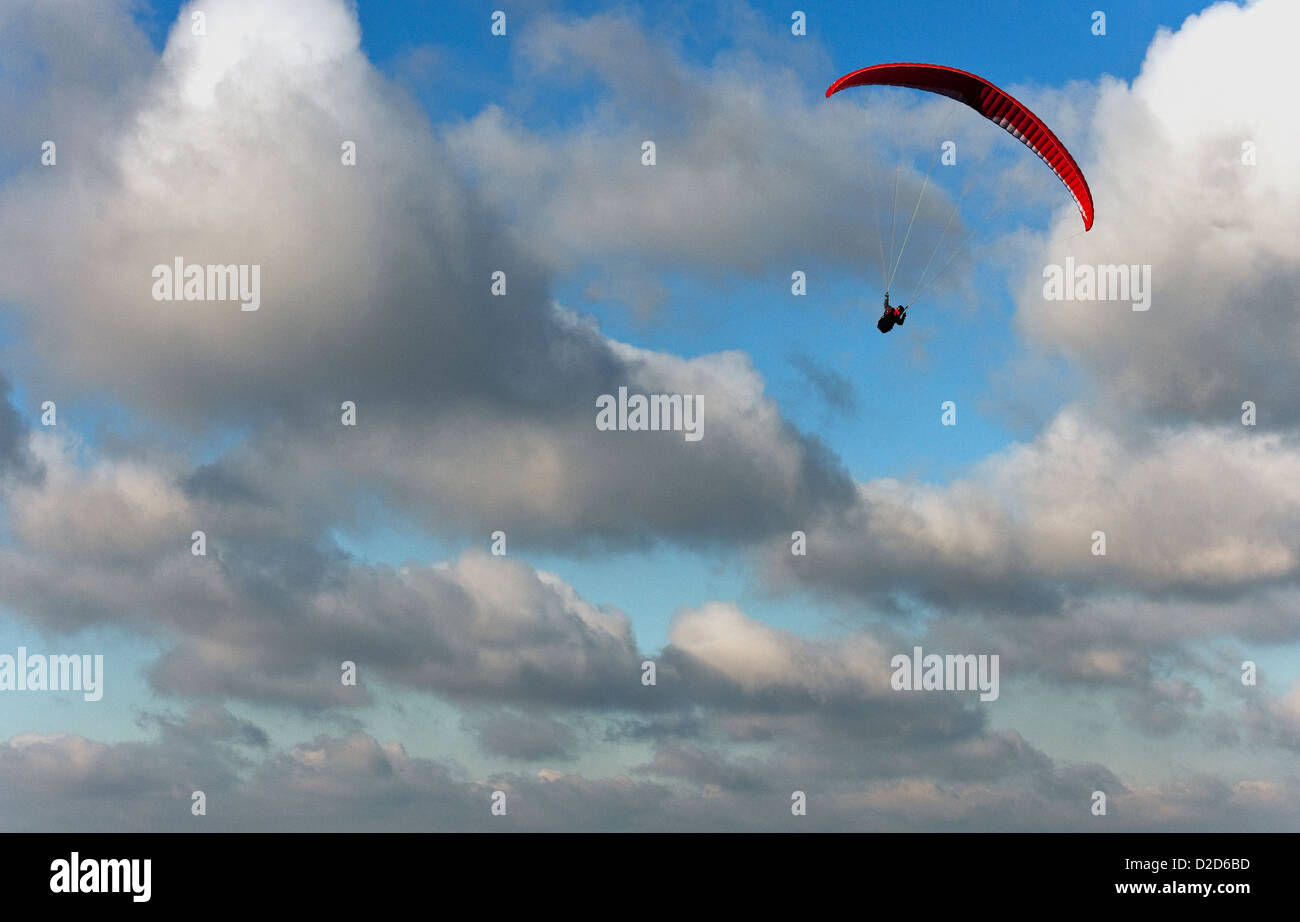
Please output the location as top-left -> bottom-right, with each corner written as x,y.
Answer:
144,548 -> 653,710
0,372 -> 40,482
634,741 -> 771,794
180,462 -> 267,506
1124,678 -> 1204,736
444,7 -> 1033,309
0,447 -> 926,724
168,703 -> 271,749
788,352 -> 858,415
0,0 -> 153,168
2,428 -> 1292,775
467,710 -> 581,762
0,440 -> 650,707
4,723 -> 1298,832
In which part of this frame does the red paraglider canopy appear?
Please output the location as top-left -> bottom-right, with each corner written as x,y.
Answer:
827,63 -> 1094,231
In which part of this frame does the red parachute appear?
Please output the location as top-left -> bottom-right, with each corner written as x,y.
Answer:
827,63 -> 1094,231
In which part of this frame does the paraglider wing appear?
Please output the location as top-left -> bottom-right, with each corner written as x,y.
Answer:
826,63 -> 1094,231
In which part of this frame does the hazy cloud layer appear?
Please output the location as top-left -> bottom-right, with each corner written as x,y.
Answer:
4,719 -> 1298,832
445,8 -> 1051,293
0,433 -> 648,707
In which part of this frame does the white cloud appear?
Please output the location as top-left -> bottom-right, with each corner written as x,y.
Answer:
1017,0 -> 1300,421
767,406 -> 1300,606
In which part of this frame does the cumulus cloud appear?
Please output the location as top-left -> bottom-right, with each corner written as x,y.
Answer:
1017,0 -> 1300,423
0,372 -> 40,482
466,710 -> 581,761
2,424 -> 1297,827
0,0 -> 853,548
0,0 -> 153,167
5,721 -> 1299,831
196,335 -> 856,546
0,431 -> 651,707
0,431 -> 1017,780
763,406 -> 1300,609
444,7 -> 1034,294
789,352 -> 858,415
